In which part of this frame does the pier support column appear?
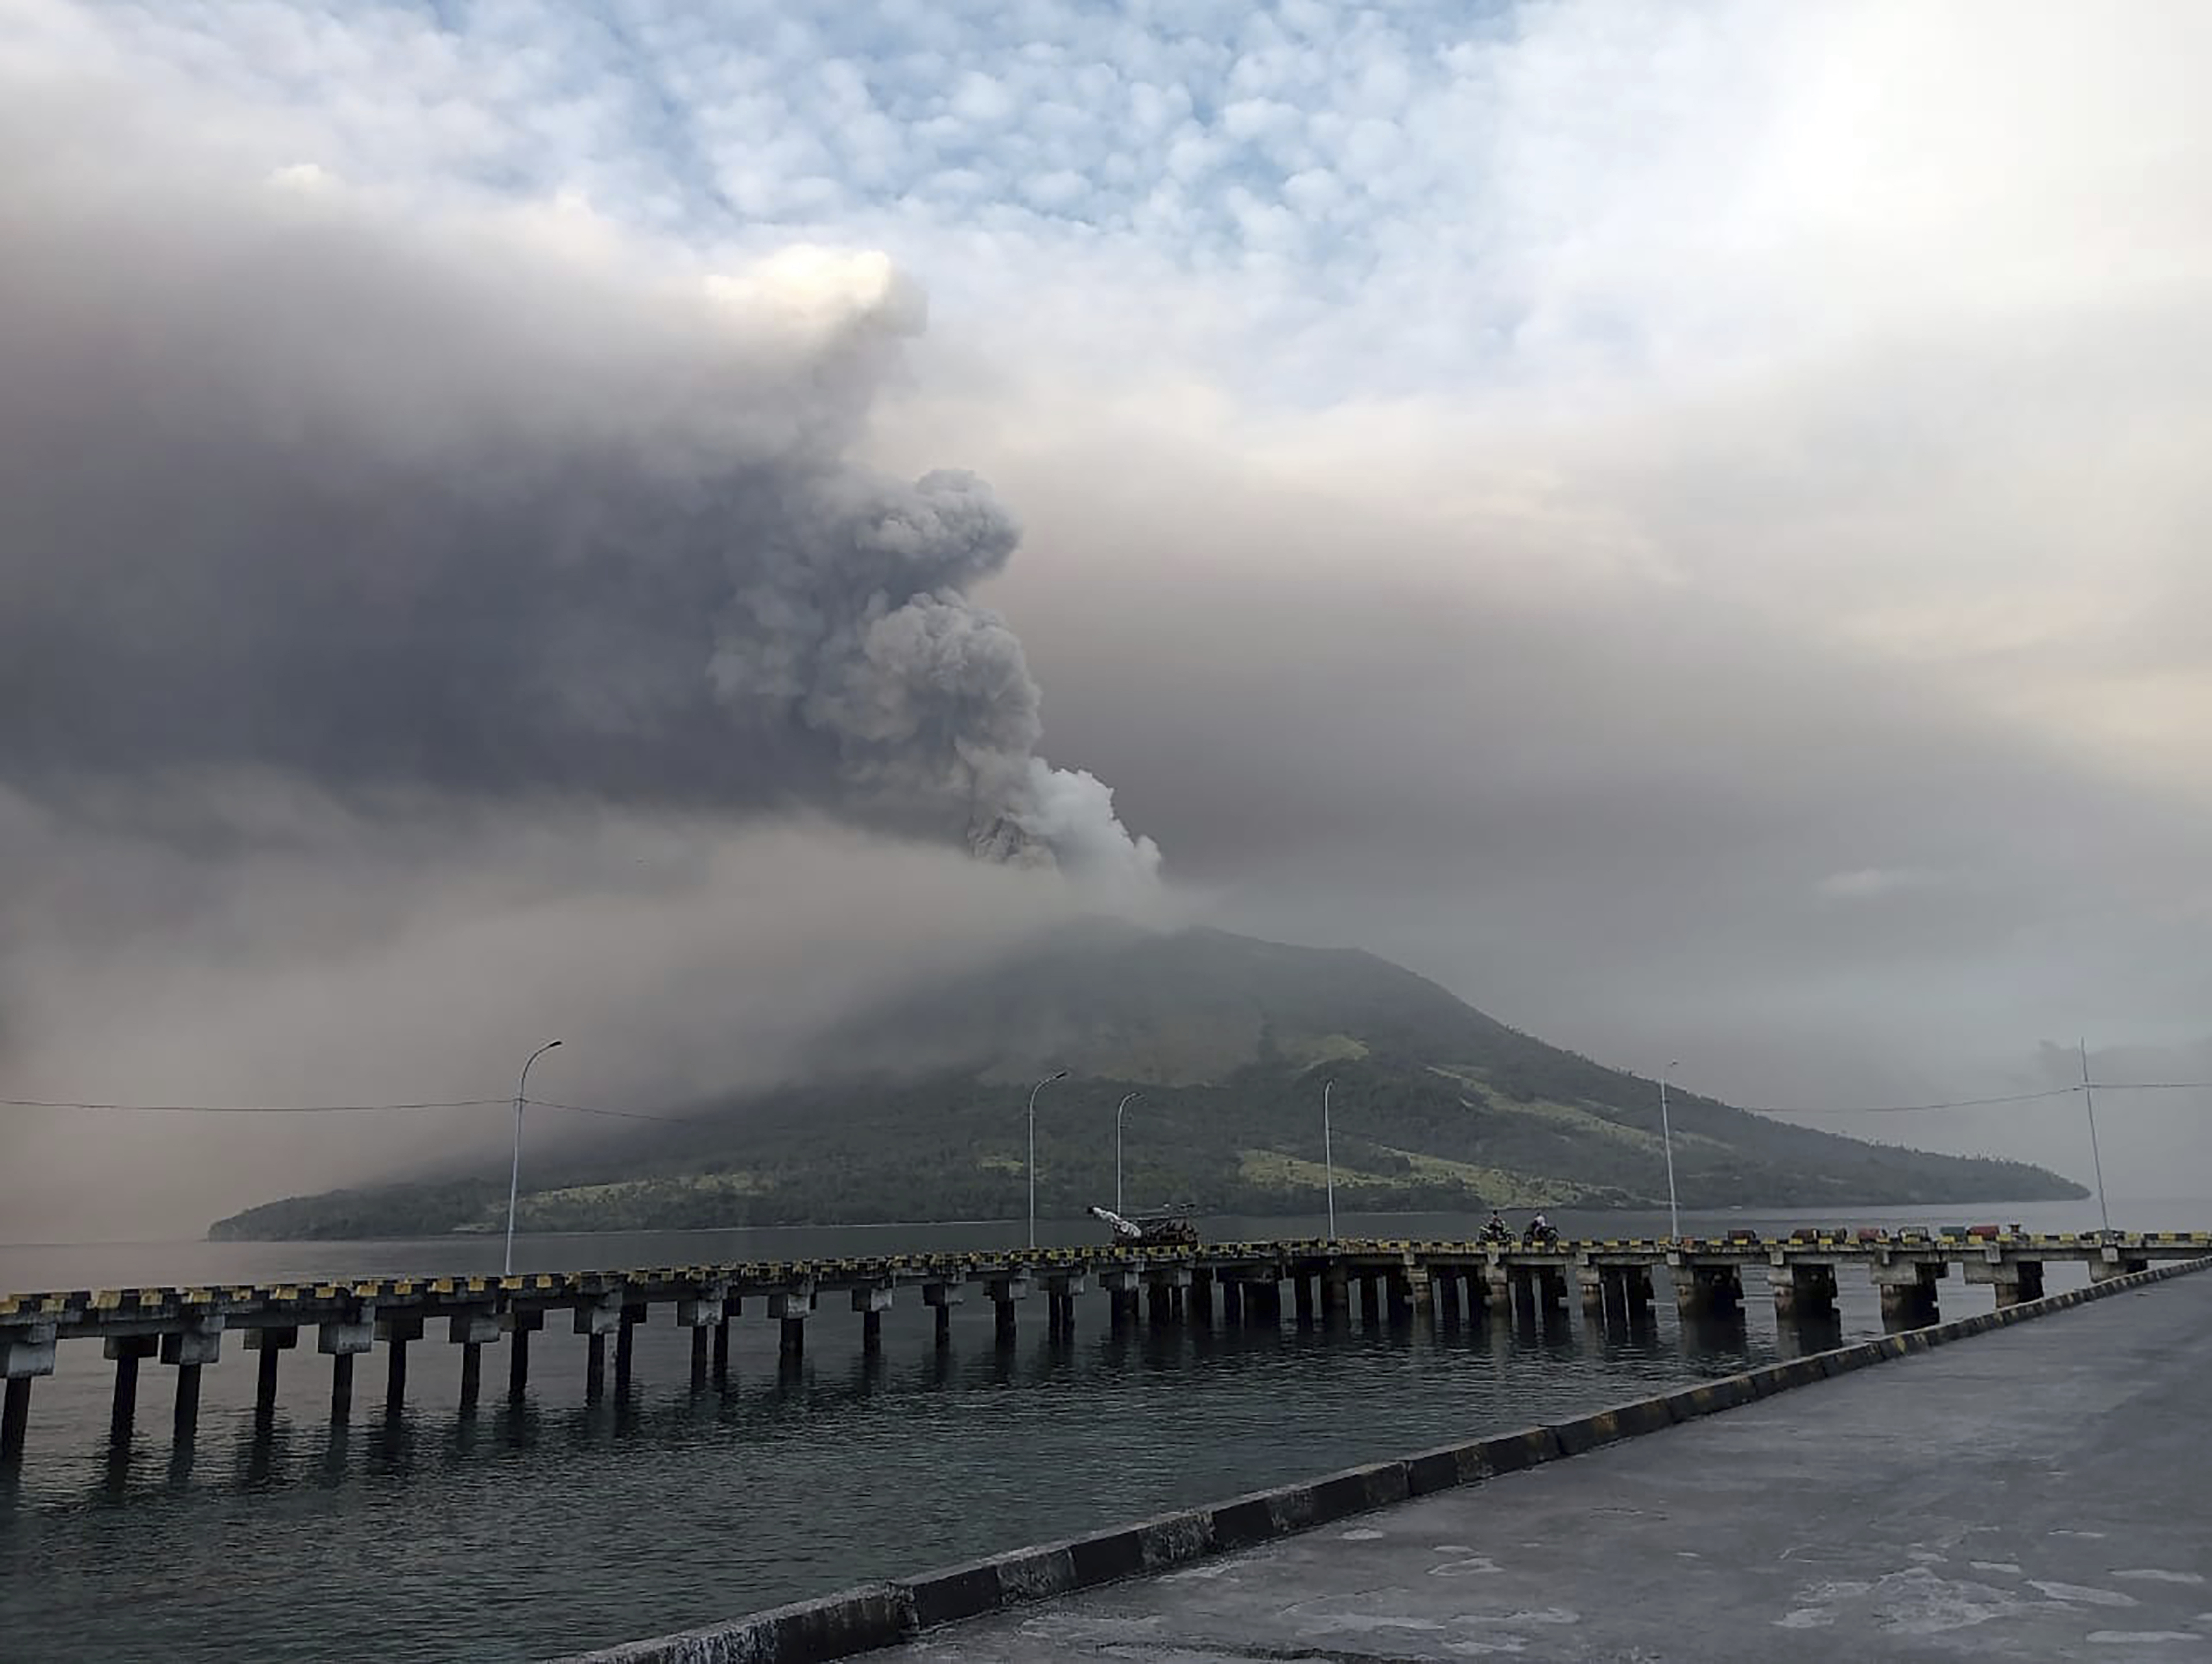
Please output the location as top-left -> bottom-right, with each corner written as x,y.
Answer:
1221,1281 -> 1243,1325
1142,1268 -> 1188,1329
1321,1265 -> 1351,1324
1,1322 -> 57,1461
1486,1263 -> 1514,1317
926,1282 -> 964,1347
1626,1265 -> 1655,1316
1873,1260 -> 1944,1326
850,1285 -> 892,1355
245,1326 -> 299,1419
322,1315 -> 370,1422
612,1305 -> 646,1398
1995,1262 -> 2045,1306
1577,1267 -> 1606,1318
1772,1262 -> 1838,1321
446,1313 -> 497,1411
329,1354 -> 355,1422
105,1335 -> 156,1441
1385,1268 -> 1414,1321
987,1276 -> 1029,1346
1435,1270 -> 1463,1326
505,1309 -> 543,1400
0,1377 -> 29,1463
575,1297 -> 619,1400
769,1290 -> 811,1359
1045,1275 -> 1088,1341
1189,1270 -> 1214,1327
715,1296 -> 739,1380
160,1319 -> 224,1441
674,1293 -> 721,1390
2090,1252 -> 2149,1283
1293,1273 -> 1316,1325
1673,1263 -> 1742,1317
375,1313 -> 422,1409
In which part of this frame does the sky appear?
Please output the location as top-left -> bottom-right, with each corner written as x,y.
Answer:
2,0 -> 2209,1241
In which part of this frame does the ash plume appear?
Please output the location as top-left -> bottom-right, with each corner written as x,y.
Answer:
0,100 -> 1158,891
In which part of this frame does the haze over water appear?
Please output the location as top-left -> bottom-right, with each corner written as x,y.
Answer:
1,1198 -> 2193,1663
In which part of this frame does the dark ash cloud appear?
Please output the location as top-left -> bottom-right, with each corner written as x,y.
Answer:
0,109 -> 1155,884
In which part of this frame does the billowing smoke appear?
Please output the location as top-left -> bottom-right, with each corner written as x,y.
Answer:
0,95 -> 1158,892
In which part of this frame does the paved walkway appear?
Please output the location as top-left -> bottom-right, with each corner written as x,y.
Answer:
883,1274 -> 2212,1662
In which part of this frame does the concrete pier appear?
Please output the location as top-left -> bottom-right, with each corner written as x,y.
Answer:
1,1376 -> 29,1462
106,1335 -> 153,1439
852,1262 -> 2212,1664
245,1324 -> 295,1418
506,1308 -> 541,1399
5,1231 -> 2210,1464
1770,1260 -> 1838,1319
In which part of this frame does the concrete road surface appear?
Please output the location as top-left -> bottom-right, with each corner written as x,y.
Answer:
882,1272 -> 2212,1662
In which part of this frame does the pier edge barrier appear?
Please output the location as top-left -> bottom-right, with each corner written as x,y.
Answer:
558,1254 -> 2210,1664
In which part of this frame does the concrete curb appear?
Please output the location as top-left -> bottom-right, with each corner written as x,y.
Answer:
560,1254 -> 2210,1664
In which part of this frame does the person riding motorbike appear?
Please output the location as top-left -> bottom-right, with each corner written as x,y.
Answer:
1521,1212 -> 1558,1247
1479,1209 -> 1511,1245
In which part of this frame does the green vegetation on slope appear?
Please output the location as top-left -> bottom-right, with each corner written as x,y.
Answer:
207,925 -> 2085,1241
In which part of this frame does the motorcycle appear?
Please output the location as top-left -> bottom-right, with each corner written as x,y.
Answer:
1521,1219 -> 1560,1249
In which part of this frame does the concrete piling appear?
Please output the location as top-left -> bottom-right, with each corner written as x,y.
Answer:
375,1312 -> 421,1410
1772,1262 -> 1838,1321
171,1364 -> 202,1441
506,1309 -> 542,1400
614,1305 -> 644,1397
107,1335 -> 155,1441
770,1288 -> 812,1358
246,1326 -> 297,1417
713,1301 -> 735,1379
1874,1259 -> 1944,1327
574,1297 -> 620,1398
850,1286 -> 892,1355
1,1377 -> 29,1462
1674,1263 -> 1742,1317
0,1233 -> 2201,1462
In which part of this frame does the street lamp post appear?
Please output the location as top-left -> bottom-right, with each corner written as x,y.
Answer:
1657,1060 -> 1682,1242
2079,1039 -> 2112,1235
1027,1071 -> 1067,1250
1115,1091 -> 1142,1216
505,1039 -> 564,1276
1323,1079 -> 1337,1241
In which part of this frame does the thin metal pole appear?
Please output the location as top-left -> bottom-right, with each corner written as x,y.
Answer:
2080,1038 -> 2110,1234
505,1039 -> 563,1276
1115,1091 -> 1140,1216
1027,1071 -> 1065,1250
1323,1079 -> 1336,1241
1658,1062 -> 1681,1242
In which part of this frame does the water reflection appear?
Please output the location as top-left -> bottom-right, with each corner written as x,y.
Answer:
2,1249 -> 2010,1664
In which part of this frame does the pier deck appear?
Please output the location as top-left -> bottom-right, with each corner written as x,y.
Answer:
3,1230 -> 2206,1461
879,1265 -> 2212,1662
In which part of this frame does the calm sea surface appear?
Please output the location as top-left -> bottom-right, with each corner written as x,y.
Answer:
0,1197 -> 2195,1662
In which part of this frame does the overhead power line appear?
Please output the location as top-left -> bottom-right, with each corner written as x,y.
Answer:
1744,1087 -> 2083,1118
522,1097 -> 698,1126
5,1081 -> 2207,1121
